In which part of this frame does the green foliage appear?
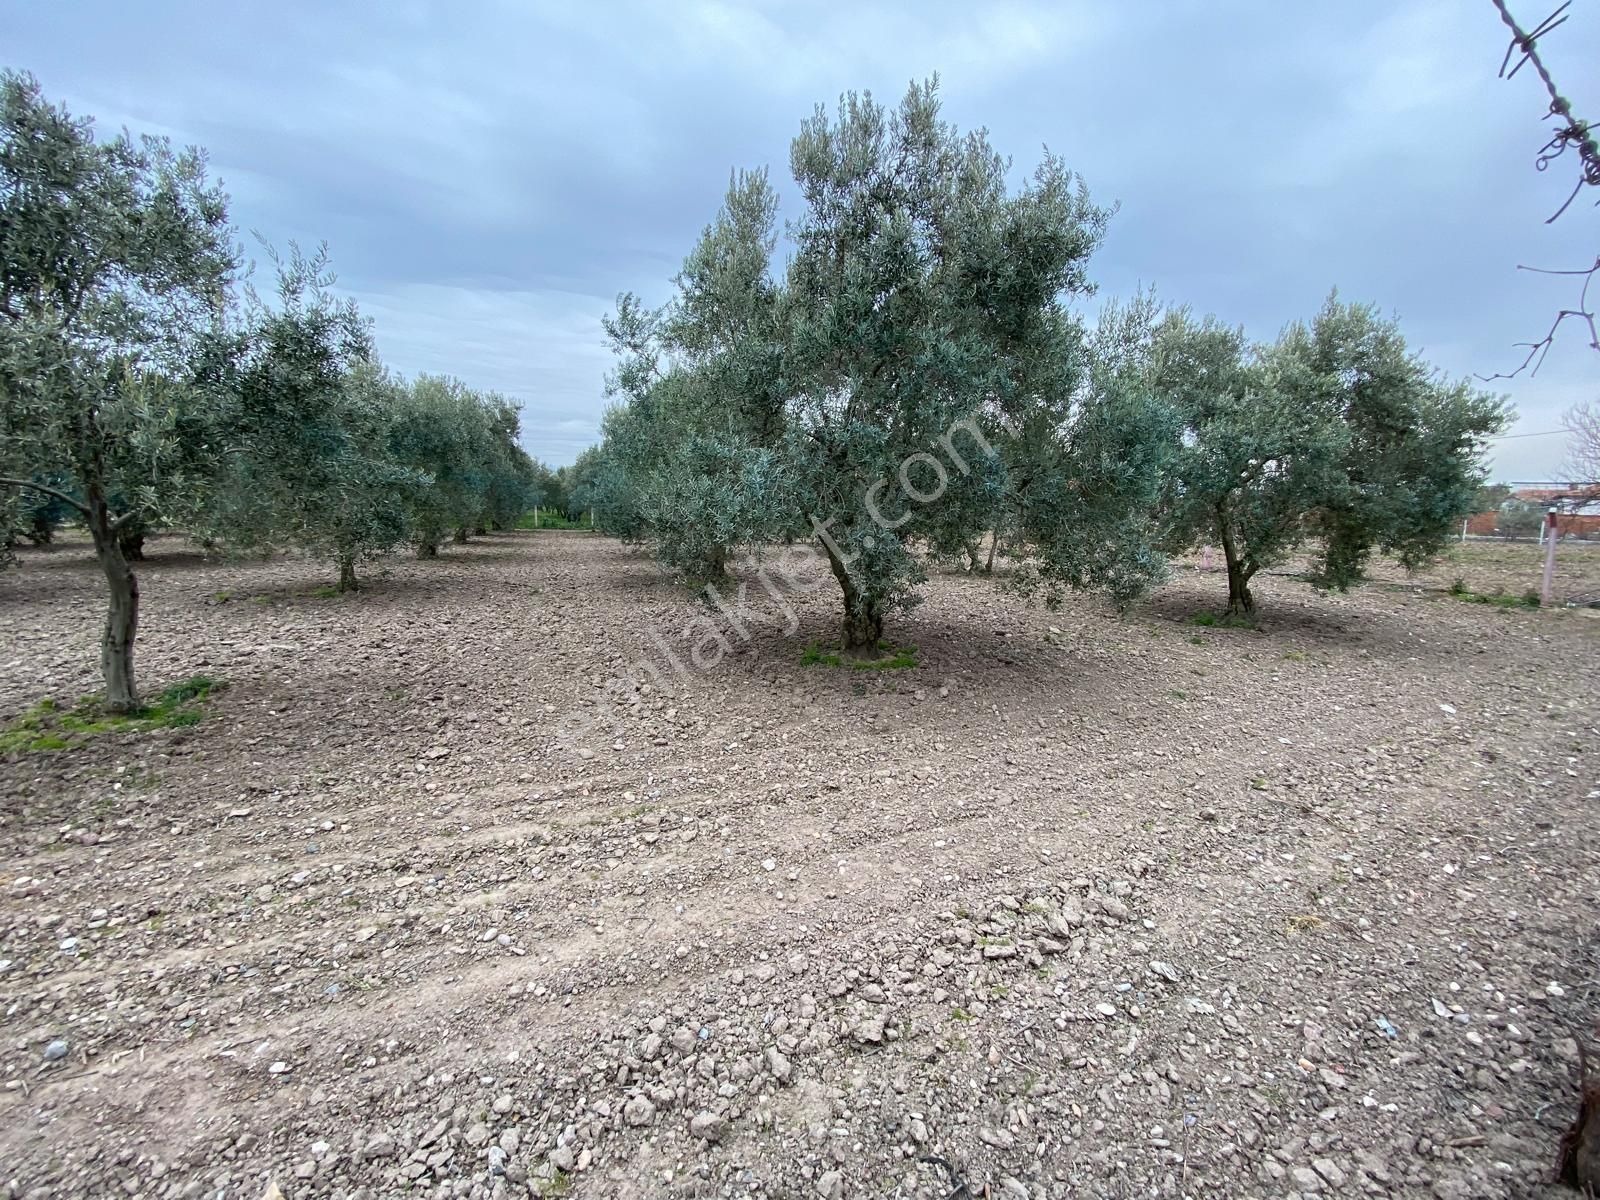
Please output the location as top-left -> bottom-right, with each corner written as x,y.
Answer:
1152,293 -> 1507,614
390,375 -> 537,551
1003,298 -> 1179,611
0,69 -> 238,707
597,168 -> 794,580
595,79 -> 1172,643
517,508 -> 593,530
1495,498 -> 1544,539
783,81 -> 1128,644
0,71 -> 236,526
201,246 -> 426,590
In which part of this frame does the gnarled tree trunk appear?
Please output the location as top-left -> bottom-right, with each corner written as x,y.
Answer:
1218,515 -> 1255,617
822,539 -> 884,653
87,497 -> 139,713
338,554 -> 359,593
118,520 -> 147,561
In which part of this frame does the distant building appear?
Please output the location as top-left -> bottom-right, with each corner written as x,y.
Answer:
1464,485 -> 1600,538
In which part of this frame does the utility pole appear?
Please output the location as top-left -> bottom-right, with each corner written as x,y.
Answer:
1540,509 -> 1558,604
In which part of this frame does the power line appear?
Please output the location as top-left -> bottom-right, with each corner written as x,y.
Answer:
1489,428 -> 1566,439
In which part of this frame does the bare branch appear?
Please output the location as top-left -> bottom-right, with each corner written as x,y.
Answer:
1477,257 -> 1599,379
1487,3 -> 1597,372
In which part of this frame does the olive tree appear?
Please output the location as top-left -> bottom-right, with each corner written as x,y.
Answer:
206,246 -> 423,591
477,394 -> 540,531
390,374 -> 490,555
782,81 -> 1128,650
1496,498 -> 1544,539
0,70 -> 235,710
1154,295 -> 1507,615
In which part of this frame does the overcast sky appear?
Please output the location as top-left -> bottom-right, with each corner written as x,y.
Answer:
11,1 -> 1597,478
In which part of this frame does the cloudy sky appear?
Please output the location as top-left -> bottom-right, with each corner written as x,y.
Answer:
11,1 -> 1597,477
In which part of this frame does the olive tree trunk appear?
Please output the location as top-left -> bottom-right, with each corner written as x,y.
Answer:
118,520 -> 147,561
338,554 -> 359,593
822,540 -> 884,653
87,499 -> 140,713
1218,516 -> 1255,617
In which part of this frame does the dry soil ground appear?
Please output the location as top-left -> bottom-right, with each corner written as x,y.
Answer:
0,532 -> 1597,1200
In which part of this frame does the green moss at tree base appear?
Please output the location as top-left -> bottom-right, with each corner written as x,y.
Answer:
0,674 -> 225,755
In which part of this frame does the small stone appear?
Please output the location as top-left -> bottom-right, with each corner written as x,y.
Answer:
670,1027 -> 697,1054
549,1146 -> 575,1172
254,885 -> 274,902
1095,1002 -> 1117,1017
267,1061 -> 290,1075
354,926 -> 378,943
465,1122 -> 491,1147
1149,960 -> 1180,983
851,1016 -> 886,1045
1313,1158 -> 1347,1187
1290,1166 -> 1322,1192
43,1039 -> 68,1062
765,1046 -> 793,1083
363,1133 -> 397,1160
761,858 -> 776,872
689,1110 -> 727,1142
982,943 -> 1017,960
816,1170 -> 844,1199
623,1094 -> 656,1126
492,1094 -> 513,1114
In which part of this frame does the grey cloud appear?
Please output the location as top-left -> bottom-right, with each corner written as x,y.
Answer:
8,0 -> 1595,473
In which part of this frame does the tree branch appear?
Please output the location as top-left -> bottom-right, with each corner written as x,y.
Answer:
1488,2 -> 1599,372
0,477 -> 91,518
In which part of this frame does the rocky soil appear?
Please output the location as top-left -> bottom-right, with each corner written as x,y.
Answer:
0,532 -> 1596,1200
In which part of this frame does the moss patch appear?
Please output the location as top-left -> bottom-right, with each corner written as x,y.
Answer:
1447,581 -> 1541,609
802,640 -> 919,670
1189,610 -> 1255,629
0,675 -> 225,755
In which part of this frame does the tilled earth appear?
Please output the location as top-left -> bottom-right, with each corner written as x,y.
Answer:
0,532 -> 1596,1200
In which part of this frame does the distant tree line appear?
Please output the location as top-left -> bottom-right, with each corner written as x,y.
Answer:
0,71 -> 543,710
584,80 -> 1508,645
